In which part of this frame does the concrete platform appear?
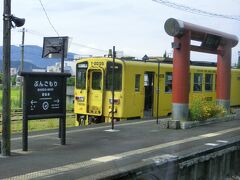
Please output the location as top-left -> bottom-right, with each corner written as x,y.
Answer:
0,118 -> 240,179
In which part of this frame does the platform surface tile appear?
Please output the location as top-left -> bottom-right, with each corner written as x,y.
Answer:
0,118 -> 240,179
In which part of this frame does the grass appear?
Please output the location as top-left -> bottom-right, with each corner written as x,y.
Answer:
1,116 -> 76,134
0,86 -> 21,109
16,117 -> 75,132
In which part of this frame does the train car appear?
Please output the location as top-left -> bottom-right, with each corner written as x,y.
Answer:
74,57 -> 240,125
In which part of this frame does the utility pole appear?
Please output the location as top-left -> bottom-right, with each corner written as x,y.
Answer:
2,0 -> 11,156
19,28 -> 25,108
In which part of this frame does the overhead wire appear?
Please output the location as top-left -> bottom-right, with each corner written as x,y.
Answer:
33,1 -> 134,56
38,0 -> 60,36
27,29 -> 136,57
33,1 -> 109,54
26,28 -> 108,53
152,0 -> 240,22
71,42 -> 108,53
11,1 -> 136,57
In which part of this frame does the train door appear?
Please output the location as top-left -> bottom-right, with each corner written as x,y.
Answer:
87,69 -> 104,116
144,72 -> 154,117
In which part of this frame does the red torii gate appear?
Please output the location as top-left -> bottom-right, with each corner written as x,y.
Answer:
164,18 -> 238,121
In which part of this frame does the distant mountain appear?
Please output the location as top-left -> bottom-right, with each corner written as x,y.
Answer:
0,45 -> 78,71
0,60 -> 39,72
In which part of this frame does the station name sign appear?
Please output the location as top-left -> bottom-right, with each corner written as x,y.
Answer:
20,72 -> 71,119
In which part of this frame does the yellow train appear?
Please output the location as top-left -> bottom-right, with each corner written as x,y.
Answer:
74,57 -> 240,125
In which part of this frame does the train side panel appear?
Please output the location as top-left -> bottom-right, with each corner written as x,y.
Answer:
155,65 -> 172,116
121,62 -> 153,119
189,66 -> 216,105
230,69 -> 240,106
75,58 -> 240,126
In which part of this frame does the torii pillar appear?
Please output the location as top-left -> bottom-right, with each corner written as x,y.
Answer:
164,18 -> 238,121
217,45 -> 232,109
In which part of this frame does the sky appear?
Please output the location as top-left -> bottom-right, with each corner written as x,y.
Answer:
1,0 -> 240,64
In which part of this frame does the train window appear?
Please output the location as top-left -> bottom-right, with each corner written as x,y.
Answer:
165,72 -> 172,93
193,73 -> 202,92
144,74 -> 154,86
135,74 -> 141,92
205,74 -> 213,91
92,72 -> 102,90
106,62 -> 122,91
144,74 -> 149,86
76,62 -> 87,89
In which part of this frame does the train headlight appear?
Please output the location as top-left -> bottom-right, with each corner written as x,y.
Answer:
75,96 -> 85,102
109,98 -> 120,105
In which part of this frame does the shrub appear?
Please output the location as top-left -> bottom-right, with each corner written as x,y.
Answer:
189,95 -> 226,121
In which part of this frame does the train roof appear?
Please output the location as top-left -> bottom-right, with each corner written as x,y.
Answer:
76,57 -> 240,70
120,58 -> 217,67
77,57 -> 216,66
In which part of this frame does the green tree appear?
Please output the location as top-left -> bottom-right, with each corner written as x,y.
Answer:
163,51 -> 172,61
163,51 -> 167,59
67,77 -> 75,86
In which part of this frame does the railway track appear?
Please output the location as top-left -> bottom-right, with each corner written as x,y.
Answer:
0,109 -> 75,125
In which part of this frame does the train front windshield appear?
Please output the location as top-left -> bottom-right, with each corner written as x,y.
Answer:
76,61 -> 122,91
76,62 -> 87,89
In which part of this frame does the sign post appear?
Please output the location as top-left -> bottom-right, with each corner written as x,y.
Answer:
42,36 -> 69,138
20,72 -> 71,151
111,46 -> 115,130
